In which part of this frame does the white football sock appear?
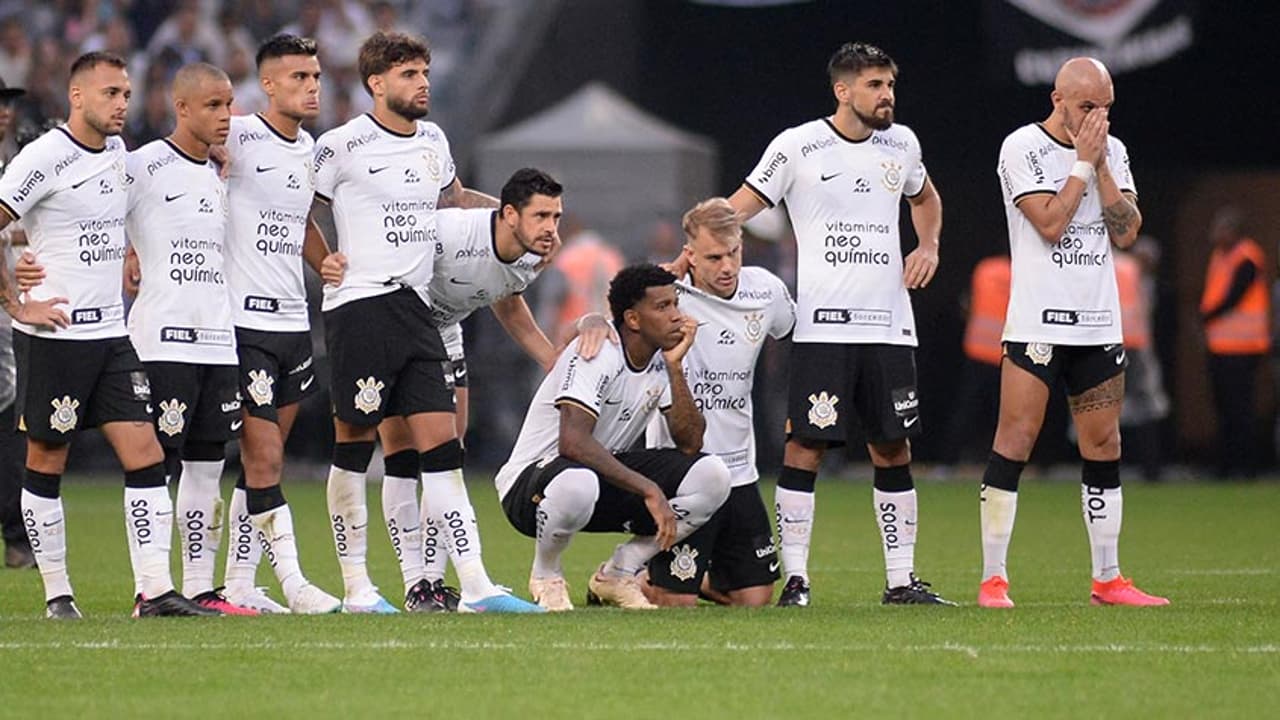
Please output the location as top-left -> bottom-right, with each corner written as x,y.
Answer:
775,486 -> 815,582
980,485 -> 1018,581
874,488 -> 917,588
1082,484 -> 1123,582
223,487 -> 262,594
23,490 -> 75,601
422,511 -> 447,584
533,468 -> 598,578
326,466 -> 373,597
176,460 -> 224,597
123,485 -> 176,599
606,456 -> 729,576
382,474 -> 425,594
252,502 -> 307,601
422,467 -> 496,598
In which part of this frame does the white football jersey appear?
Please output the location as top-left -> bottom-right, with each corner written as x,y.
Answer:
313,113 -> 456,311
495,339 -> 672,500
997,123 -> 1135,346
429,207 -> 542,353
647,267 -> 795,487
745,118 -> 926,346
0,127 -> 130,340
125,139 -> 236,365
224,114 -> 316,332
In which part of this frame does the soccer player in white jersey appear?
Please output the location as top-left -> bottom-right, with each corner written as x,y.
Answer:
727,43 -> 951,606
978,57 -> 1167,609
496,264 -> 730,611
642,198 -> 795,607
121,63 -> 254,615
0,52 -> 214,618
218,35 -> 341,615
312,31 -> 540,613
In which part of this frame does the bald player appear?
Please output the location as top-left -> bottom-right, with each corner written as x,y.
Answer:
0,52 -> 213,617
978,57 -> 1167,608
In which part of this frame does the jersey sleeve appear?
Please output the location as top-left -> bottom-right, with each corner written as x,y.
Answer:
312,130 -> 341,203
435,127 -> 457,189
743,129 -> 796,208
124,150 -> 146,214
0,139 -> 55,220
1108,137 -> 1137,196
903,130 -> 927,198
767,274 -> 797,338
552,341 -> 615,418
997,132 -> 1053,205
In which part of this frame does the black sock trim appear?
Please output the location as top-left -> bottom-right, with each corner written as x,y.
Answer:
125,463 -> 167,489
384,449 -> 420,478
1082,459 -> 1121,489
163,449 -> 182,483
982,451 -> 1025,492
873,464 -> 914,493
246,485 -> 287,515
420,439 -> 464,472
182,442 -> 225,462
23,469 -> 61,499
235,470 -> 246,490
333,441 -> 376,472
777,466 -> 817,493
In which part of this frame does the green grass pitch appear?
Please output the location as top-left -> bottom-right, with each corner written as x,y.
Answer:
1,474 -> 1277,718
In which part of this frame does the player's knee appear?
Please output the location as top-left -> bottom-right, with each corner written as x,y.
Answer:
543,468 -> 599,523
731,586 -> 774,608
869,439 -> 910,465
681,455 -> 731,509
995,420 -> 1039,458
1079,428 -> 1121,460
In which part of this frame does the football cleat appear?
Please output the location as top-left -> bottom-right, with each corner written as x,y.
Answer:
777,575 -> 811,607
288,584 -> 342,615
978,576 -> 1015,608
45,595 -> 82,620
459,589 -> 545,614
431,579 -> 461,612
193,588 -> 261,616
529,575 -> 574,612
405,578 -> 450,613
223,586 -> 290,614
586,564 -> 656,610
136,590 -> 224,617
883,574 -> 957,606
1090,576 -> 1169,606
342,587 -> 399,614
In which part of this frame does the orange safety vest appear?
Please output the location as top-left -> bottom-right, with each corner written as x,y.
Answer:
962,256 -> 1010,366
554,235 -> 625,338
1114,253 -> 1150,350
1201,238 -> 1271,355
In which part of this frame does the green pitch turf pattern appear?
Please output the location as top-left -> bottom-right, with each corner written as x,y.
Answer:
1,476 -> 1276,718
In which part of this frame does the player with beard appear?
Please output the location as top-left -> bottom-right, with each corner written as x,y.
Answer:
0,52 -> 214,617
724,42 -> 951,606
312,31 -> 540,613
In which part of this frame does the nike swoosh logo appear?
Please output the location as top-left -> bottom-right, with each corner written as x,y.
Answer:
145,404 -> 154,414
603,399 -> 622,406
165,193 -> 186,202
368,166 -> 389,174
230,419 -> 243,431
1116,352 -> 1126,365
448,277 -> 471,285
71,178 -> 91,189
300,375 -> 315,391
42,519 -> 63,527
768,561 -> 780,573
454,367 -> 467,379
820,172 -> 842,182
255,165 -> 276,173
903,416 -> 919,428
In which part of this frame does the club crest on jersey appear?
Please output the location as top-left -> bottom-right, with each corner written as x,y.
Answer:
49,396 -> 80,434
1025,342 -> 1054,366
744,311 -> 765,343
355,377 -> 385,414
305,160 -> 317,189
246,369 -> 275,406
157,398 -> 187,437
422,149 -> 442,182
807,391 -> 839,429
881,160 -> 903,193
669,544 -> 699,581
644,385 -> 664,412
114,158 -> 128,187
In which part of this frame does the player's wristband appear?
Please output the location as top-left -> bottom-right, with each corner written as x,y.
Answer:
1069,160 -> 1094,183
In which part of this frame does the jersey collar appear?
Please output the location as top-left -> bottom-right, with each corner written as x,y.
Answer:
162,137 -> 209,165
823,117 -> 872,144
255,113 -> 298,144
365,112 -> 416,138
56,126 -> 107,154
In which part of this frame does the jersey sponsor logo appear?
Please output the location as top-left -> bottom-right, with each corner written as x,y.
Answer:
1025,342 -> 1054,366
49,395 -> 80,433
381,199 -> 437,247
872,134 -> 910,152
800,136 -> 837,157
246,369 -> 275,406
238,130 -> 269,145
255,208 -> 307,256
198,197 -> 215,214
11,169 -> 46,206
822,220 -> 893,267
289,357 -> 313,375
346,130 -> 379,152
354,376 -> 385,414
98,178 -> 113,195
454,246 -> 489,260
157,398 -> 187,437
245,296 -> 279,312
146,153 -> 178,176
852,177 -> 872,193
736,288 -> 774,302
71,304 -> 124,325
669,544 -> 700,581
221,396 -> 242,413
891,387 -> 919,417
53,149 -> 83,176
754,151 -> 788,186
754,541 -> 777,559
744,311 -> 765,343
404,168 -> 421,184
1041,309 -> 1114,327
160,326 -> 234,346
130,371 -> 151,401
717,328 -> 736,346
813,308 -> 892,327
881,160 -> 904,192
807,391 -> 839,429
1051,228 -> 1110,267
313,145 -> 335,170
286,173 -> 301,190
168,238 -> 226,286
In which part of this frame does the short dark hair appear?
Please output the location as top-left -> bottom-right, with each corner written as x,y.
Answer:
69,51 -> 127,81
256,34 -> 318,69
608,263 -> 677,326
357,31 -> 430,97
827,42 -> 897,83
500,168 -> 563,212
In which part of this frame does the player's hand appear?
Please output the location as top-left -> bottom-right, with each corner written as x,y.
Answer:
662,315 -> 698,366
13,296 -> 70,330
643,487 -> 678,551
903,242 -> 939,289
574,313 -> 618,360
208,143 -> 231,180
14,251 -> 45,292
321,251 -> 347,286
1067,108 -> 1108,167
661,251 -> 691,278
123,245 -> 141,297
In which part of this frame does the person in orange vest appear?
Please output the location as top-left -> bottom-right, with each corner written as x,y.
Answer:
534,218 -> 627,348
1115,237 -> 1169,482
940,254 -> 1009,466
1201,207 -> 1271,479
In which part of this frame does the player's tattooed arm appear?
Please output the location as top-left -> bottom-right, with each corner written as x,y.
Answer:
660,317 -> 705,454
438,178 -> 498,209
0,231 -> 69,328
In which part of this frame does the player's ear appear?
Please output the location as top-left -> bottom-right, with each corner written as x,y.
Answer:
366,74 -> 383,98
67,84 -> 81,110
623,307 -> 641,332
501,203 -> 519,226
